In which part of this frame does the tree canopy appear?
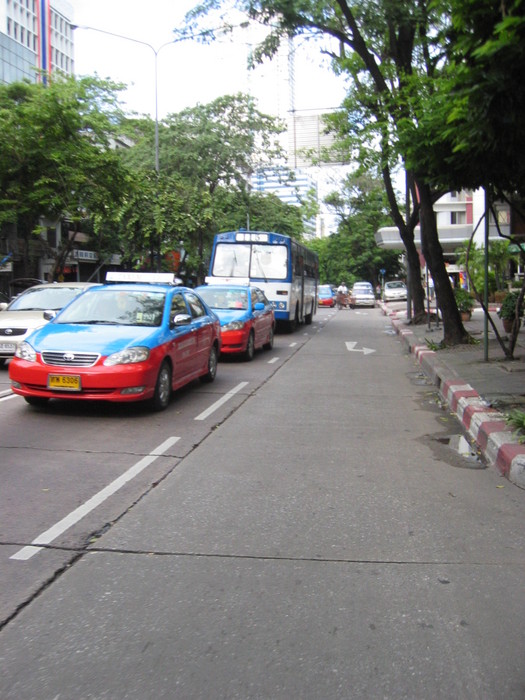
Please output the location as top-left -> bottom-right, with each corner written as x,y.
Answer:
182,0 -> 524,345
399,0 -> 525,198
118,93 -> 306,281
0,75 -> 132,278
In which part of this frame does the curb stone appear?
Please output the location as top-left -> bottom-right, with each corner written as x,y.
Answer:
383,304 -> 525,489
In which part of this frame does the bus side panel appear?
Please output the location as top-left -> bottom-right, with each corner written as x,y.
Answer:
252,281 -> 293,322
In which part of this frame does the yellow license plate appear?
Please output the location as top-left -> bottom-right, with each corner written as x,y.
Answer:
47,374 -> 81,391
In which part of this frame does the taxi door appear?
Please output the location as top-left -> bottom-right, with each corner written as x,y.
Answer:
184,291 -> 216,374
252,288 -> 274,346
168,292 -> 197,382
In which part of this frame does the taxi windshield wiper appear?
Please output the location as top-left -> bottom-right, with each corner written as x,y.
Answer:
62,319 -> 118,325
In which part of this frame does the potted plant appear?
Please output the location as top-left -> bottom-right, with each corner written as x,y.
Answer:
454,287 -> 475,321
498,290 -> 524,333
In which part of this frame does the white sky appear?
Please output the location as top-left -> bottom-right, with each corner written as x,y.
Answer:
70,0 -> 347,120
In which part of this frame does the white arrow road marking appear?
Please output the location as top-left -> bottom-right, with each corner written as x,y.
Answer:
345,341 -> 376,355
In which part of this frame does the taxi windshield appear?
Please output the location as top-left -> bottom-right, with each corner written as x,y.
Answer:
56,290 -> 166,327
197,288 -> 248,310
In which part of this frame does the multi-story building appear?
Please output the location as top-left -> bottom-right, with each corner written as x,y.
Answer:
375,189 -> 513,255
0,0 -> 74,84
250,168 -> 318,239
0,1 -> 118,288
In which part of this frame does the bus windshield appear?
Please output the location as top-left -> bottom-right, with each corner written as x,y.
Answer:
212,243 -> 288,280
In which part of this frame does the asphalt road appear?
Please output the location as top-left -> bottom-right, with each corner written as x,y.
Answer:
1,307 -> 524,699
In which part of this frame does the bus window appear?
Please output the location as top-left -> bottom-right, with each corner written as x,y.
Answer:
212,243 -> 251,277
250,245 -> 287,280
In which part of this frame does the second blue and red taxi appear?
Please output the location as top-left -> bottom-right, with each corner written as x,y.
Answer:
195,281 -> 275,361
8,273 -> 221,411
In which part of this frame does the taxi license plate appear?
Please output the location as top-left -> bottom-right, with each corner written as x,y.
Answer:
0,342 -> 16,353
48,374 -> 81,391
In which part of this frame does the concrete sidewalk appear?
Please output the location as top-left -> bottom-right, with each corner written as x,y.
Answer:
380,301 -> 525,490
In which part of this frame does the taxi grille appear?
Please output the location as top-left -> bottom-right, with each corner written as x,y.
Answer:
42,351 -> 99,367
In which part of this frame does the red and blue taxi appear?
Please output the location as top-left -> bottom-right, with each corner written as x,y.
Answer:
195,281 -> 274,361
318,284 -> 335,308
9,273 -> 221,411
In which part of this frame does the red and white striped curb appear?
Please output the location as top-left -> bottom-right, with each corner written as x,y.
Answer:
382,305 -> 525,489
439,379 -> 525,487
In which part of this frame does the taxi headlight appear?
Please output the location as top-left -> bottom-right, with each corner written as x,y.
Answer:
15,342 -> 37,362
222,320 -> 246,332
103,346 -> 150,366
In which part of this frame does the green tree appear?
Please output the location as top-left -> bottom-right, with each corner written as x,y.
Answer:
395,0 -> 525,356
0,76 -> 131,280
213,188 -> 304,238
322,173 -> 401,285
182,1 -> 471,345
410,0 -> 525,199
121,94 -> 288,282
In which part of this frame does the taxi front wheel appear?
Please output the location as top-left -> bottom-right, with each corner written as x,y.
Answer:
200,345 -> 218,383
24,396 -> 49,408
151,360 -> 172,411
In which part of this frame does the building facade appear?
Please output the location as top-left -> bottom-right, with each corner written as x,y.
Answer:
375,189 -> 513,257
374,189 -> 522,287
0,1 -> 118,290
0,0 -> 74,84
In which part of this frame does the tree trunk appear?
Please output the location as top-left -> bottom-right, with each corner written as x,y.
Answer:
418,181 -> 470,345
381,165 -> 425,318
405,233 -> 426,318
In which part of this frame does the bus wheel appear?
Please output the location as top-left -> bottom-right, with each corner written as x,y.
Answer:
304,303 -> 313,325
288,306 -> 299,332
243,331 -> 255,361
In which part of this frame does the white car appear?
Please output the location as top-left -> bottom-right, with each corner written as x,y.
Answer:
383,281 -> 407,302
349,282 -> 376,308
0,282 -> 97,366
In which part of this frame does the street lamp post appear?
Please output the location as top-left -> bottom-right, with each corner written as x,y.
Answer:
72,25 -> 176,173
72,22 -> 232,272
72,26 -> 182,271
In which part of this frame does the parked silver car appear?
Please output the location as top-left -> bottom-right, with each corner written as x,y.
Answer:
383,280 -> 407,302
0,282 -> 97,366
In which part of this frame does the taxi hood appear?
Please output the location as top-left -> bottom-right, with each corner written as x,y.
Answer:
211,309 -> 248,325
26,323 -> 163,356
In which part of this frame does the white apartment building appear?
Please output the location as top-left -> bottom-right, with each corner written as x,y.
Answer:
375,189 -> 512,260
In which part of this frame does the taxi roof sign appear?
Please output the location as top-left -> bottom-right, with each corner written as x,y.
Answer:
106,272 -> 182,285
204,276 -> 250,286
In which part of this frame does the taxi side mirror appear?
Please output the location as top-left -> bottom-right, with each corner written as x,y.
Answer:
171,312 -> 192,327
254,302 -> 265,311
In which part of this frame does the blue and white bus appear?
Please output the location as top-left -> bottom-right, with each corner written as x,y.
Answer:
207,230 -> 319,330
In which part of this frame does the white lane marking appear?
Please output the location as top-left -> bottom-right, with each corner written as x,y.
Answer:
10,436 -> 180,561
268,357 -> 279,364
289,342 -> 297,347
0,392 -> 17,402
345,341 -> 376,355
194,381 -> 248,421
